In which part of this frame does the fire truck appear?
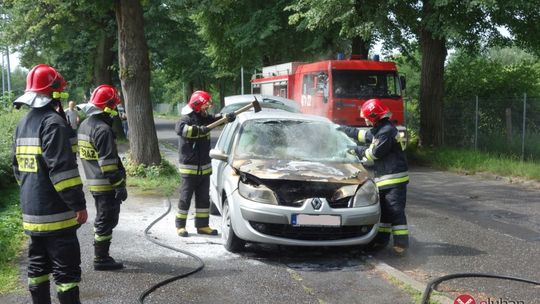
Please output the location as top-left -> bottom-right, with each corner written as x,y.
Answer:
251,56 -> 407,137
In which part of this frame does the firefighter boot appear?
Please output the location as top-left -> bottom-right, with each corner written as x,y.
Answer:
94,241 -> 124,271
365,231 -> 390,252
177,227 -> 188,237
57,286 -> 81,304
197,226 -> 218,235
29,280 -> 51,304
393,234 -> 409,254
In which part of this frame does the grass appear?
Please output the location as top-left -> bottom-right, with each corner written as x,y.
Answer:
384,274 -> 444,304
0,188 -> 25,294
408,145 -> 540,182
123,154 -> 180,196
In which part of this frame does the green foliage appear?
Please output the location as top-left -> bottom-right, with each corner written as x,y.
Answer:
0,188 -> 25,294
3,0 -> 117,101
0,109 -> 26,189
444,47 -> 540,152
123,153 -> 180,196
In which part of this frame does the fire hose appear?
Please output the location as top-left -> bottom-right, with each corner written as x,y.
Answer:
137,197 -> 205,303
421,273 -> 540,304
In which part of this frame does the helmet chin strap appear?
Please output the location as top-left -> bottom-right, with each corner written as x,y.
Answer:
103,106 -> 118,117
51,99 -> 68,121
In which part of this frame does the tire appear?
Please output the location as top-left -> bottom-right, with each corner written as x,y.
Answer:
210,200 -> 221,216
222,198 -> 245,252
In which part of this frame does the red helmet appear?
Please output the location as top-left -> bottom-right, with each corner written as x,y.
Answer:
188,90 -> 212,112
89,85 -> 121,110
361,99 -> 391,124
25,64 -> 66,97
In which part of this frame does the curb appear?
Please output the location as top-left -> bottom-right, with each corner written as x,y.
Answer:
367,258 -> 454,304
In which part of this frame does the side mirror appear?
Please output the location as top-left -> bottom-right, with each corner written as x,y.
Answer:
400,75 -> 406,91
209,149 -> 228,162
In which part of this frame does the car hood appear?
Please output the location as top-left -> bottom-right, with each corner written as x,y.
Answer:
233,159 -> 368,184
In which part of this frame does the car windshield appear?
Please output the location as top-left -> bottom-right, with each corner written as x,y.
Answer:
234,119 -> 360,162
333,70 -> 401,99
221,100 -> 300,113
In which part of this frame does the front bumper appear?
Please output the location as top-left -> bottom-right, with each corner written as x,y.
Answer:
229,190 -> 380,246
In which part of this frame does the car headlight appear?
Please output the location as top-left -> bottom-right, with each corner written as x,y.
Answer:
238,181 -> 278,205
351,179 -> 378,207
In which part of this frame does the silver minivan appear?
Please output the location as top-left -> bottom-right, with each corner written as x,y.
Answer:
209,110 -> 380,252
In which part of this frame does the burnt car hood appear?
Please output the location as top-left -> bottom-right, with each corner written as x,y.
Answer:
232,159 -> 368,184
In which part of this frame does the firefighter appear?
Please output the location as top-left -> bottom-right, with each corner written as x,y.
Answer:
77,85 -> 127,270
12,64 -> 87,304
337,98 -> 410,253
175,90 -> 235,237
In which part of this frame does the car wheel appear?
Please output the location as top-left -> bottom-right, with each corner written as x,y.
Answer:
222,198 -> 245,252
210,200 -> 221,216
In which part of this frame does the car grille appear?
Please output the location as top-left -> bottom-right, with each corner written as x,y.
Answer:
249,221 -> 373,241
267,180 -> 352,209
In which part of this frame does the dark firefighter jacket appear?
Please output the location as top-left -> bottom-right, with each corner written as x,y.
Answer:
12,106 -> 86,236
78,113 -> 126,195
175,111 -> 220,176
342,118 -> 409,190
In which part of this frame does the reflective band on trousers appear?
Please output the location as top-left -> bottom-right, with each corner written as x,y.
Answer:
392,225 -> 409,235
178,163 -> 212,175
57,282 -> 78,292
374,172 -> 409,188
95,234 -> 112,241
23,218 -> 78,232
28,274 -> 49,286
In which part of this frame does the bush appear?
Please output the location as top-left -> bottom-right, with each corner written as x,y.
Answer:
122,154 -> 180,196
0,108 -> 26,189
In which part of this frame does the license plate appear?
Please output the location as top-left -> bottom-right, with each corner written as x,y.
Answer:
291,214 -> 341,227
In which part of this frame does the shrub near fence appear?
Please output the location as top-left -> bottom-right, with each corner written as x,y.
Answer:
0,108 -> 26,189
441,95 -> 540,161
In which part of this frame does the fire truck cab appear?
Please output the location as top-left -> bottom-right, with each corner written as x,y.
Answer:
251,57 -> 406,133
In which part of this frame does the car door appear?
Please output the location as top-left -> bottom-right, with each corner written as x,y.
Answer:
210,122 -> 237,209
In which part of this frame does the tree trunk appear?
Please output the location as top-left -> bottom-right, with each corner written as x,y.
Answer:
115,0 -> 160,165
93,29 -> 115,86
419,28 -> 447,147
351,37 -> 370,59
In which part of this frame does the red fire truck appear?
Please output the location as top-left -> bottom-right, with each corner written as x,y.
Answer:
251,56 -> 407,135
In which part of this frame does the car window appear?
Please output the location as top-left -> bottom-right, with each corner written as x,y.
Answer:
216,123 -> 233,151
234,120 -> 359,162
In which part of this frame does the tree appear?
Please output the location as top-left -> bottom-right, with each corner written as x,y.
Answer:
287,0 -> 391,59
2,0 -> 117,100
387,0 -> 503,146
115,0 -> 160,165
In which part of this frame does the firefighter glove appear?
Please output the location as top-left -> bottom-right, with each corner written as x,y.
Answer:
226,112 -> 236,122
347,145 -> 366,157
115,187 -> 128,201
198,126 -> 211,134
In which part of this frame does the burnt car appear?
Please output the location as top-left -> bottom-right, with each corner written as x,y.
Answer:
209,110 -> 380,252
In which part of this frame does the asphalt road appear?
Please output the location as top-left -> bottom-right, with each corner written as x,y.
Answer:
155,117 -> 540,303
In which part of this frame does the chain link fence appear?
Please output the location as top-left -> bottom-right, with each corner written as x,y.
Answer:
405,95 -> 540,161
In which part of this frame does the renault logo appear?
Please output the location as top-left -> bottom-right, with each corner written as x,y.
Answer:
311,198 -> 323,210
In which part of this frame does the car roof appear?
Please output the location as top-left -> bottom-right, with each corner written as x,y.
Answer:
236,108 -> 332,124
224,94 -> 300,110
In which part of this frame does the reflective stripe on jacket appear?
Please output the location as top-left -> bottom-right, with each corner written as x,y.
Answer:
175,112 -> 220,176
342,119 -> 409,190
12,106 -> 86,236
78,113 -> 126,195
